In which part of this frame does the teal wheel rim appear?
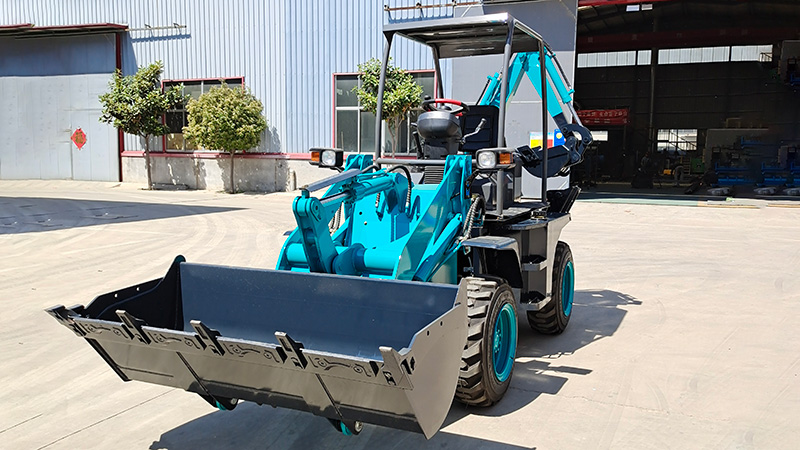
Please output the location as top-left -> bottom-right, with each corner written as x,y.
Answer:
492,303 -> 517,382
562,261 -> 574,317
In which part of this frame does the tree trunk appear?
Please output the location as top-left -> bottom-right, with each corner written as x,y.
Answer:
388,120 -> 398,157
144,134 -> 153,190
230,151 -> 235,194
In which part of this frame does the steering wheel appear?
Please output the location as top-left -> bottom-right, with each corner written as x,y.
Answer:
422,98 -> 470,115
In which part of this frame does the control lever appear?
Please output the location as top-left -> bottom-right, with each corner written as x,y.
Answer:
461,118 -> 487,142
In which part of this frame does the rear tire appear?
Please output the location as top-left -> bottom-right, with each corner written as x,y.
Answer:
455,278 -> 517,406
528,241 -> 574,334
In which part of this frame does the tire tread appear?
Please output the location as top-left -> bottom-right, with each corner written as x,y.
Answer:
455,277 -> 515,406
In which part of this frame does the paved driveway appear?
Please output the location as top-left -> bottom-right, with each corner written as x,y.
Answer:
1,181 -> 798,449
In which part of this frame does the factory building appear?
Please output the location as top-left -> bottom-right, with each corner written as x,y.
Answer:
1,0 -> 798,194
575,1 -> 800,192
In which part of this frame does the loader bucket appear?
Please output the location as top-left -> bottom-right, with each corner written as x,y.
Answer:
47,256 -> 467,438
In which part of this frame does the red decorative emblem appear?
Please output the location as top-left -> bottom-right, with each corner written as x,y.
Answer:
71,128 -> 87,149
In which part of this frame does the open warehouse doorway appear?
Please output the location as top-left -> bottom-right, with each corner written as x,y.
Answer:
574,0 -> 800,196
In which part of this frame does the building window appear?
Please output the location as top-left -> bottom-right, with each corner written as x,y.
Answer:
163,77 -> 244,151
730,44 -> 773,62
637,50 -> 652,65
578,45 -> 772,68
334,71 -> 435,154
658,47 -> 730,65
578,50 -> 638,68
590,130 -> 609,142
657,45 -> 772,65
657,129 -> 696,152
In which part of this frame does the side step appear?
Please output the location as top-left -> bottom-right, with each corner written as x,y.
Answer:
521,256 -> 549,311
521,256 -> 547,272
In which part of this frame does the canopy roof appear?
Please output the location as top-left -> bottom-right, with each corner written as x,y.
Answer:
383,13 -> 550,59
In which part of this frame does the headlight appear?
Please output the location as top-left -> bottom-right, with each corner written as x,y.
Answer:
321,150 -> 338,167
309,147 -> 343,168
477,151 -> 497,169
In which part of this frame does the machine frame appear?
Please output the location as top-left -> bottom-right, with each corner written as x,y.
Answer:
368,12 -> 585,312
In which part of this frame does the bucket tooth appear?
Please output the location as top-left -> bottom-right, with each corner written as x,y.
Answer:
379,347 -> 413,389
276,332 -> 307,369
46,305 -> 87,336
117,310 -> 149,344
190,320 -> 225,356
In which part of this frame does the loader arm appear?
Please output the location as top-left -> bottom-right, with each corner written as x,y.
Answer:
278,154 -> 472,283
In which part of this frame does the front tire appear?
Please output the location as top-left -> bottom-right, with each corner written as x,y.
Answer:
527,241 -> 574,334
455,278 -> 518,406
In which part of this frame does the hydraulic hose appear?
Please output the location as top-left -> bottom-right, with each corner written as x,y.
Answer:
376,165 -> 413,216
329,203 -> 342,233
461,195 -> 485,240
387,165 -> 413,215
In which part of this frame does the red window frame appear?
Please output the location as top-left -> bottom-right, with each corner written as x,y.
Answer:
331,69 -> 437,151
120,76 -> 309,160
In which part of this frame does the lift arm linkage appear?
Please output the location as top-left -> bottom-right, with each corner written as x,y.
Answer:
279,154 -> 472,282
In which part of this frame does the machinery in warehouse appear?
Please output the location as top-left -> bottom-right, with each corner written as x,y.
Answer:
47,14 -> 591,439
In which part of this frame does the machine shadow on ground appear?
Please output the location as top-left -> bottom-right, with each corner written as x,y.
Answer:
148,290 -> 637,450
0,197 -> 241,235
149,402 -> 536,450
445,289 -> 639,421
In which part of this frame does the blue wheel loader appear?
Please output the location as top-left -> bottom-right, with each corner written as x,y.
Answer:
47,13 -> 592,439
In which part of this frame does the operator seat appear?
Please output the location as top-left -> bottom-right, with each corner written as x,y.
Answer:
417,104 -> 501,185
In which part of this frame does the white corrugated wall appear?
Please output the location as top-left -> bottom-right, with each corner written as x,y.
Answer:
1,0 -> 447,153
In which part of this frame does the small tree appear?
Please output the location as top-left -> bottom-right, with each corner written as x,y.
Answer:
99,61 -> 184,189
183,83 -> 267,193
355,58 -> 423,156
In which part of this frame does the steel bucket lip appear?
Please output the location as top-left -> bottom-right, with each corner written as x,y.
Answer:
182,260 -> 459,288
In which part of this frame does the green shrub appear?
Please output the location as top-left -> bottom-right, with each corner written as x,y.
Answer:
183,83 -> 267,193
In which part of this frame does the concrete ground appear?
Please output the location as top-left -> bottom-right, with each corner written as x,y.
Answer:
1,180 -> 798,450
